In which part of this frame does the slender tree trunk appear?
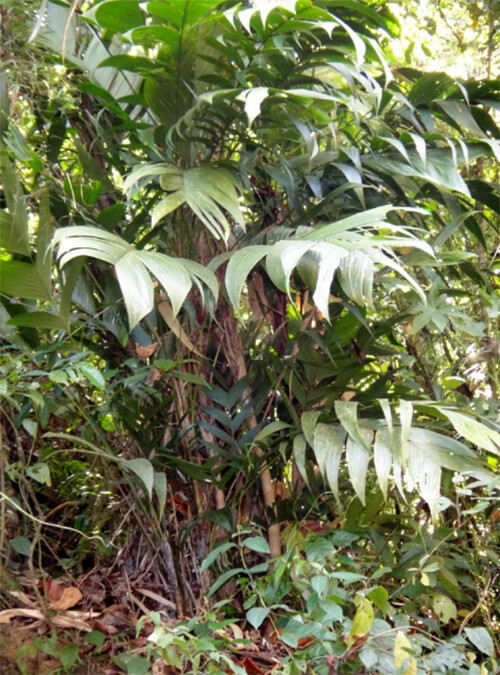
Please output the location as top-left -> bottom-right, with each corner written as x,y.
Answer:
218,309 -> 281,558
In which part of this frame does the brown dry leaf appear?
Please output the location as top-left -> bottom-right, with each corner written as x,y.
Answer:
152,658 -> 178,675
80,575 -> 106,604
8,590 -> 36,607
326,654 -> 338,675
93,618 -> 121,636
135,342 -> 160,361
0,608 -> 99,631
136,587 -> 177,611
50,586 -> 83,611
93,604 -> 133,635
230,623 -> 244,640
46,578 -> 64,603
239,656 -> 263,674
52,611 -> 100,631
0,608 -> 45,624
146,367 -> 162,385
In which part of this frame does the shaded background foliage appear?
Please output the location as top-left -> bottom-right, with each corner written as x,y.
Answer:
0,0 -> 499,673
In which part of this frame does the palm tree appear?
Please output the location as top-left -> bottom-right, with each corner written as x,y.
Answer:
2,0 -> 499,565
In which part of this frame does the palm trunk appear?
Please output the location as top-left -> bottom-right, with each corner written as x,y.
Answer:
218,309 -> 281,558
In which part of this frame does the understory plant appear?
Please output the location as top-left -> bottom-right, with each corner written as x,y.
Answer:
0,0 -> 499,673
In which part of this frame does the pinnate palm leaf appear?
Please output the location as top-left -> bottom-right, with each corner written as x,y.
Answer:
52,227 -> 215,329
301,401 -> 496,520
124,162 -> 244,241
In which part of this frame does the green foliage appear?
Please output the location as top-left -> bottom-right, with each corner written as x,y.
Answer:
0,0 -> 499,672
144,523 -> 499,674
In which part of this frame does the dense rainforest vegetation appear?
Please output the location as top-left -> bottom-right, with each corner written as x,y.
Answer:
0,0 -> 499,673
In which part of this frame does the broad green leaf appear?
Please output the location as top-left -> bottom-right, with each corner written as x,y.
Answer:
97,54 -> 156,72
367,586 -> 389,616
94,0 -> 144,34
348,597 -> 374,646
373,428 -> 392,500
1,158 -> 30,255
183,167 -> 244,241
394,631 -> 417,675
0,211 -> 30,256
254,421 -> 290,442
27,462 -> 51,487
237,87 -> 269,127
129,25 -> 180,48
311,575 -> 328,596
49,370 -> 68,384
408,428 -> 491,479
408,72 -> 454,106
139,252 -> 192,318
242,536 -> 270,554
207,567 -> 245,597
10,536 -> 32,556
226,246 -> 270,311
124,458 -> 154,498
0,261 -> 52,301
310,243 -> 346,317
335,401 -> 370,450
366,150 -> 471,197
418,456 -> 441,521
437,409 -> 500,457
123,163 -> 176,194
464,627 -> 494,657
84,631 -> 106,649
147,0 -> 223,26
298,205 -> 396,241
437,100 -> 485,136
200,542 -> 236,573
53,227 -> 211,330
338,251 -> 374,308
266,241 -> 314,295
151,192 -> 186,226
313,423 -> 335,480
115,252 -> 154,330
432,593 -> 457,624
293,433 -> 309,489
325,439 -> 344,504
399,399 -> 413,468
7,312 -> 67,331
179,258 -> 219,306
59,644 -> 79,671
319,599 -> 343,622
346,429 -> 371,505
246,607 -> 270,629
79,363 -> 106,390
22,419 -> 38,437
153,472 -> 167,520
301,411 -> 322,447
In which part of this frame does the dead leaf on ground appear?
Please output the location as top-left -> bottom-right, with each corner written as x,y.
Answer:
136,587 -> 176,610
50,586 -> 83,611
0,608 -> 100,631
8,590 -> 36,607
152,658 -> 178,675
80,575 -> 106,604
230,623 -> 244,640
45,578 -> 64,603
238,656 -> 263,674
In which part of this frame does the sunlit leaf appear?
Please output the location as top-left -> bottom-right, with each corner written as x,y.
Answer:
124,458 -> 154,498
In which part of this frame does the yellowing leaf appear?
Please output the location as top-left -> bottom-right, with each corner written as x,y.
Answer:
348,597 -> 374,647
394,631 -> 417,675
